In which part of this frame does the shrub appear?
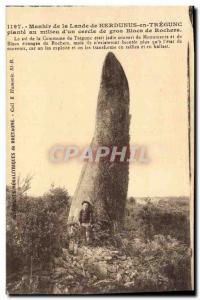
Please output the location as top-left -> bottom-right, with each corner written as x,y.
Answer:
6,185 -> 70,292
125,199 -> 190,244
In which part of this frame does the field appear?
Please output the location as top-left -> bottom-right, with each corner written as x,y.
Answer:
6,185 -> 192,294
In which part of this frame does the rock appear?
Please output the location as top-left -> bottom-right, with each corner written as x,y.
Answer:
104,256 -> 113,261
54,267 -> 68,277
116,273 -> 122,282
54,257 -> 61,265
120,255 -> 127,261
111,250 -> 120,255
92,279 -> 115,287
124,281 -> 135,288
68,52 -> 130,227
53,284 -> 63,294
64,287 -> 69,293
65,275 -> 74,280
77,247 -> 85,256
92,275 -> 98,281
62,248 -> 69,257
108,265 -> 118,273
129,271 -> 137,279
88,261 -> 108,278
55,267 -> 66,273
74,243 -> 79,254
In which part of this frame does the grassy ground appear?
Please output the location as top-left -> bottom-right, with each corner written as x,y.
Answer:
7,193 -> 192,294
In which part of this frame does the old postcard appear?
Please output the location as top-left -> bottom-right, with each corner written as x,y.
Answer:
6,6 -> 194,294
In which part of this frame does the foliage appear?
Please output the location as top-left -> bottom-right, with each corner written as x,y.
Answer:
125,198 -> 190,244
119,234 -> 191,292
43,184 -> 70,212
20,198 -> 61,267
92,220 -> 112,246
6,183 -> 70,293
6,218 -> 23,277
6,189 -> 191,294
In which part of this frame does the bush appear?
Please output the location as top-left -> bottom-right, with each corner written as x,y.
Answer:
133,234 -> 192,291
6,185 -> 70,293
6,219 -> 23,278
7,190 -> 192,294
125,199 -> 190,244
20,198 -> 62,269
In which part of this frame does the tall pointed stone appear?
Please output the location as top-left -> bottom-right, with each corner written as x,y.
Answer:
68,52 -> 130,229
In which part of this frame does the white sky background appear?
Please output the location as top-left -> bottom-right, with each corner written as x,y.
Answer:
7,6 -> 192,198
1,0 -> 199,299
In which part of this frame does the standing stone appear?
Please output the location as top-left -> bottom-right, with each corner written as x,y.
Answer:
68,52 -> 130,230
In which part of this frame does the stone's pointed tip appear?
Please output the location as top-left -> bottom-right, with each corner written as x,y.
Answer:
101,52 -> 128,89
106,51 -> 115,57
105,51 -> 116,60
104,52 -> 119,67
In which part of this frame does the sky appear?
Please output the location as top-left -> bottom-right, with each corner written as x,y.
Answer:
7,6 -> 192,197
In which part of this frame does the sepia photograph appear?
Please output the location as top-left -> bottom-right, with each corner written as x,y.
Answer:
6,5 -> 194,295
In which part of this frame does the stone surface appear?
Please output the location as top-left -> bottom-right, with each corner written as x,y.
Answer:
68,52 -> 130,227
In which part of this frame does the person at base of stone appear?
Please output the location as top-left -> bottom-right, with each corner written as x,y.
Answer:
78,201 -> 93,244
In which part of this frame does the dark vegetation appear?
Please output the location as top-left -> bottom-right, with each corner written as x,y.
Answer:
6,177 -> 192,294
